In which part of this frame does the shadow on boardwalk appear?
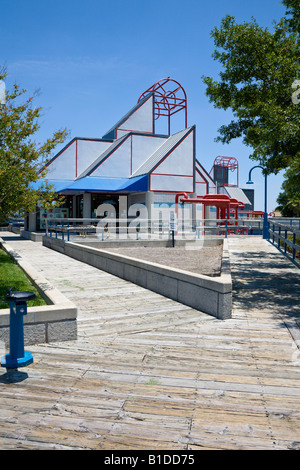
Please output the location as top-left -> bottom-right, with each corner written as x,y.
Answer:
230,242 -> 300,326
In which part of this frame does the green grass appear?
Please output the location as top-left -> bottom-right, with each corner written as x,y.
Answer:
0,248 -> 47,309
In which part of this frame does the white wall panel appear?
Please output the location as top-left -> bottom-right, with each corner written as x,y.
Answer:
195,168 -> 208,196
91,137 -> 131,178
196,169 -> 207,184
131,135 -> 166,174
117,95 -> 154,136
77,140 -> 111,177
196,182 -> 207,196
46,142 -> 76,180
209,186 -> 217,194
115,130 -> 130,138
150,174 -> 193,192
152,131 -> 194,176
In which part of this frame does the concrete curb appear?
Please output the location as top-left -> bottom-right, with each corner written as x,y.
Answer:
43,236 -> 232,320
0,239 -> 77,346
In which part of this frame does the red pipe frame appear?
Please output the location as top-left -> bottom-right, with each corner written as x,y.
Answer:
175,192 -> 246,233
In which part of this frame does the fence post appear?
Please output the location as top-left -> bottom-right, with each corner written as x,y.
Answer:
293,233 -> 296,260
284,229 -> 287,253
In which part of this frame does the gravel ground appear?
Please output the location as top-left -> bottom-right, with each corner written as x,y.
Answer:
106,244 -> 223,277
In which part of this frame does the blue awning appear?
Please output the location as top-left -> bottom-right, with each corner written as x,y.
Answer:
63,175 -> 148,192
31,175 -> 148,193
118,175 -> 148,192
30,180 -> 74,192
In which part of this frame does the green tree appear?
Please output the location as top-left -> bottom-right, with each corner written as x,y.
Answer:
0,70 -> 68,225
276,158 -> 300,216
283,0 -> 300,33
202,1 -> 300,175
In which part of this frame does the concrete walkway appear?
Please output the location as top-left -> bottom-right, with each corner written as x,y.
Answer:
0,233 -> 300,450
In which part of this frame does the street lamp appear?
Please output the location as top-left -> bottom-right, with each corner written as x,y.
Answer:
246,165 -> 269,239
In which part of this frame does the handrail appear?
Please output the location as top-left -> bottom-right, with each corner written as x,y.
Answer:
44,217 -> 268,241
268,221 -> 300,267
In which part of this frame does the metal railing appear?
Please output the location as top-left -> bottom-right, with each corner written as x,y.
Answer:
44,217 -> 267,241
269,217 -> 300,229
268,220 -> 300,267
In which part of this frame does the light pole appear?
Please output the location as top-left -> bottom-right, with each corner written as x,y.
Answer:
246,165 -> 269,239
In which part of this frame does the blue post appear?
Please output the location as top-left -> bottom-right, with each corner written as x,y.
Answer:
1,289 -> 35,370
293,233 -> 296,260
285,229 -> 287,253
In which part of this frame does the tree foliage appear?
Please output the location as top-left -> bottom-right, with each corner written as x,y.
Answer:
202,0 -> 300,215
0,70 -> 68,224
276,158 -> 300,216
283,0 -> 300,33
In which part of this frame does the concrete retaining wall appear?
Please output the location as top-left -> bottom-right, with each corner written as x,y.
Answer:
43,237 -> 232,320
21,230 -> 44,242
0,240 -> 77,347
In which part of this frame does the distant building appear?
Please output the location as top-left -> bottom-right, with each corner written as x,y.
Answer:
209,156 -> 252,214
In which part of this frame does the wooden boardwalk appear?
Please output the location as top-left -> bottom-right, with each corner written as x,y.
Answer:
0,234 -> 300,450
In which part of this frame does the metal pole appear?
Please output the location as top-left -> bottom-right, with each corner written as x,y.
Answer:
263,172 -> 269,239
247,165 -> 269,239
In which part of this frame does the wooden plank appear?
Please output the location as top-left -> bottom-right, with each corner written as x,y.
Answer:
0,234 -> 300,450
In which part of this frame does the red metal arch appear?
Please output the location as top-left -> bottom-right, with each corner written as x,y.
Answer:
138,78 -> 187,135
213,156 -> 238,172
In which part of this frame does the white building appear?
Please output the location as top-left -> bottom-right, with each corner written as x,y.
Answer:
28,78 -> 250,233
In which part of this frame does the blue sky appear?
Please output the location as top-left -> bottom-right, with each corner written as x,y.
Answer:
1,0 -> 288,211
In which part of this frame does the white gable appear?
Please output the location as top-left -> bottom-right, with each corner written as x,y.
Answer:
131,134 -> 167,174
76,140 -> 111,177
46,141 -> 77,180
152,128 -> 194,176
116,94 -> 154,138
45,139 -> 112,180
90,137 -> 131,178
